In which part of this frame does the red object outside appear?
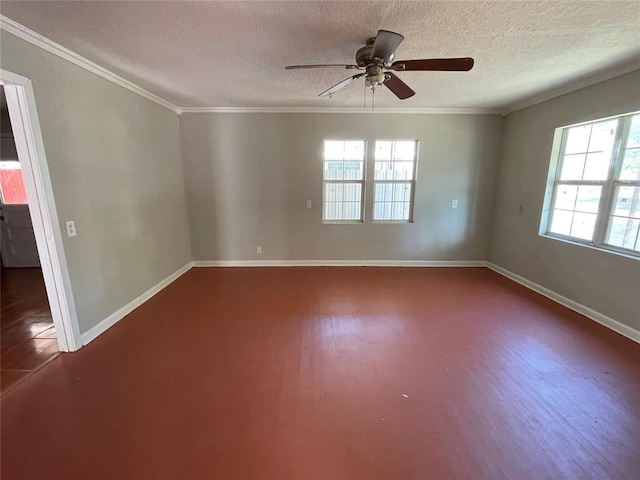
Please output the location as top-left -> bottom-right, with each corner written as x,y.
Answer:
0,166 -> 28,204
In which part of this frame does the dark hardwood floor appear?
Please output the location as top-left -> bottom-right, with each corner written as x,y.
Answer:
1,267 -> 59,393
1,267 -> 638,479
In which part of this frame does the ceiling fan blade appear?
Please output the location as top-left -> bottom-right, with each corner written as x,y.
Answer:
370,30 -> 404,62
285,64 -> 359,70
390,57 -> 474,72
383,72 -> 415,100
318,73 -> 366,97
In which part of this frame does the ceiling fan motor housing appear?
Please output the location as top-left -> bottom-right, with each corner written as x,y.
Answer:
355,41 -> 374,67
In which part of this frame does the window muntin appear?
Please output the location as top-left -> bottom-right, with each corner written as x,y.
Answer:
373,140 -> 417,222
544,112 -> 640,256
323,140 -> 365,222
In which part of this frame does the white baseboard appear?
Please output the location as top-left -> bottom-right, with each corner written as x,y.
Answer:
192,260 -> 486,267
486,262 -> 640,344
80,262 -> 193,346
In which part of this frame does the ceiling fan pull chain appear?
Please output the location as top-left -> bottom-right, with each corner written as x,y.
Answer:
363,80 -> 366,109
371,86 -> 374,113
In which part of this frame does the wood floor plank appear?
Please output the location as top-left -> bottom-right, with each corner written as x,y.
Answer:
1,267 -> 638,479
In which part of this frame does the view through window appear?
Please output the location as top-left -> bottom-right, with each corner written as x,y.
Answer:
0,161 -> 28,204
543,112 -> 640,255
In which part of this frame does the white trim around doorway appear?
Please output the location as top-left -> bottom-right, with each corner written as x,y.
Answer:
1,68 -> 81,351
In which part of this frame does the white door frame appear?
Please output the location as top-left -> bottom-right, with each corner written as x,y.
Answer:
1,68 -> 81,351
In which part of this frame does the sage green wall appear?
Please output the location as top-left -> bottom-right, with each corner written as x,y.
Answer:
0,31 -> 192,334
489,70 -> 640,332
179,113 -> 503,261
3,26 -> 637,339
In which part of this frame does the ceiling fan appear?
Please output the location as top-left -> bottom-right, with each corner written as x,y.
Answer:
285,30 -> 474,100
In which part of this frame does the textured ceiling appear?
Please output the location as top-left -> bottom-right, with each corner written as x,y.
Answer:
1,1 -> 639,109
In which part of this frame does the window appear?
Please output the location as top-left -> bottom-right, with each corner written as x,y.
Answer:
0,161 -> 28,204
373,140 -> 417,221
542,112 -> 640,256
323,140 -> 365,222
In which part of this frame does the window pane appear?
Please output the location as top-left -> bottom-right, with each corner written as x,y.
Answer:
324,202 -> 338,220
343,161 -> 364,180
560,154 -> 585,180
324,160 -> 344,180
554,184 -> 578,210
627,115 -> 640,148
587,120 -> 617,154
344,182 -> 362,202
324,182 -> 362,221
324,140 -> 364,161
606,217 -> 640,251
344,141 -> 364,160
570,212 -> 597,240
382,202 -> 392,219
374,161 -> 393,180
0,161 -> 28,205
393,183 -> 410,202
391,203 -> 402,220
575,185 -> 601,213
619,148 -> 640,180
549,209 -> 573,236
393,141 -> 415,160
374,202 -> 383,220
375,141 -> 392,160
393,161 -> 414,180
583,152 -> 610,180
374,140 -> 416,181
324,141 -> 344,160
373,183 -> 412,221
562,120 -> 616,180
612,186 -> 640,219
565,125 -> 591,154
344,202 -> 361,220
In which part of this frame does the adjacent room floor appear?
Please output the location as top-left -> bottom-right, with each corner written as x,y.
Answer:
1,267 -> 639,479
1,267 -> 59,393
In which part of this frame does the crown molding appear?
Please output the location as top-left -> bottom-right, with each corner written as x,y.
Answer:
0,15 -> 180,114
503,59 -> 640,115
3,14 -> 637,118
177,106 -> 504,115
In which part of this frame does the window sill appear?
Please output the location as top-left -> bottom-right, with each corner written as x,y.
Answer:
539,233 -> 640,261
372,220 -> 413,224
322,221 -> 364,225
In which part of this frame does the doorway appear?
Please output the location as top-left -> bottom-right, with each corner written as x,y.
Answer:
1,88 -> 59,392
0,70 -> 81,392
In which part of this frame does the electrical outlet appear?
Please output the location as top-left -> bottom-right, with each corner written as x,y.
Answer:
306,200 -> 312,209
451,200 -> 458,209
256,246 -> 262,254
65,221 -> 76,237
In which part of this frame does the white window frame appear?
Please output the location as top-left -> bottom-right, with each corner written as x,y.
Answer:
372,140 -> 419,223
540,111 -> 640,258
322,139 -> 366,224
